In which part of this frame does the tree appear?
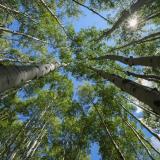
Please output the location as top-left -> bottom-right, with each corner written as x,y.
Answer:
95,0 -> 154,42
88,66 -> 160,115
0,0 -> 160,159
91,55 -> 160,68
0,62 -> 60,93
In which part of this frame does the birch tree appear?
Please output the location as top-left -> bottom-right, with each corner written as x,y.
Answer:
0,62 -> 60,93
0,0 -> 160,159
91,55 -> 160,68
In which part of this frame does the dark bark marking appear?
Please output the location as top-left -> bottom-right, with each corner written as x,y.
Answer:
122,79 -> 131,84
154,100 -> 160,107
151,88 -> 158,92
150,58 -> 152,63
15,66 -> 21,74
34,75 -> 38,79
129,56 -> 133,66
7,76 -> 10,84
132,87 -> 136,93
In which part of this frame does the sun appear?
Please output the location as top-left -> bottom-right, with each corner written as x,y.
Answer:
128,16 -> 138,29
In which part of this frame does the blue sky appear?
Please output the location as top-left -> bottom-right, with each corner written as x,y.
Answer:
7,7 -> 104,158
6,2 -> 160,159
66,8 -> 108,32
63,4 -> 160,159
65,7 -> 106,159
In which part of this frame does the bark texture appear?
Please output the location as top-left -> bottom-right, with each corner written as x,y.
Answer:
92,55 -> 160,68
0,63 -> 60,93
126,71 -> 160,83
89,67 -> 160,115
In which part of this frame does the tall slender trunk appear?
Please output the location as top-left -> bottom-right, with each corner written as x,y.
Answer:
121,104 -> 160,141
130,142 -> 140,160
24,123 -> 46,160
122,125 -> 140,160
5,110 -> 40,159
19,107 -> 49,157
146,12 -> 160,21
0,58 -> 34,64
96,0 -> 153,41
91,55 -> 160,68
89,67 -> 160,115
125,120 -> 160,155
110,32 -> 160,51
121,95 -> 160,118
125,71 -> 160,83
124,120 -> 155,160
30,132 -> 46,158
39,0 -> 70,39
93,103 -> 125,160
120,108 -> 160,155
0,62 -> 60,93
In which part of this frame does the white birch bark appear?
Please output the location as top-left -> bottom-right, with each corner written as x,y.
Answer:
29,132 -> 46,158
0,63 -> 60,93
90,67 -> 160,115
24,123 -> 46,159
92,55 -> 160,68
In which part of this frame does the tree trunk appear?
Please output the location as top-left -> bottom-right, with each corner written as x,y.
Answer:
93,104 -> 125,160
39,0 -> 69,39
125,120 -> 160,155
121,95 -> 160,117
126,71 -> 160,83
0,63 -> 60,93
110,31 -> 160,51
24,123 -> 46,160
146,12 -> 160,21
89,67 -> 160,115
120,103 -> 160,141
30,132 -> 45,158
92,55 -> 160,68
96,0 -> 152,41
124,120 -> 154,160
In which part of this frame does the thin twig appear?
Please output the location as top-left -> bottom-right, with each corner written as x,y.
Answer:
72,0 -> 111,23
39,0 -> 72,40
0,27 -> 48,44
0,3 -> 37,23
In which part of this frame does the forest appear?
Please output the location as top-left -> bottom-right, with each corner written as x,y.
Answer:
0,0 -> 160,159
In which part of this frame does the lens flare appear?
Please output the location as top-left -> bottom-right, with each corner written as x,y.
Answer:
128,16 -> 138,29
